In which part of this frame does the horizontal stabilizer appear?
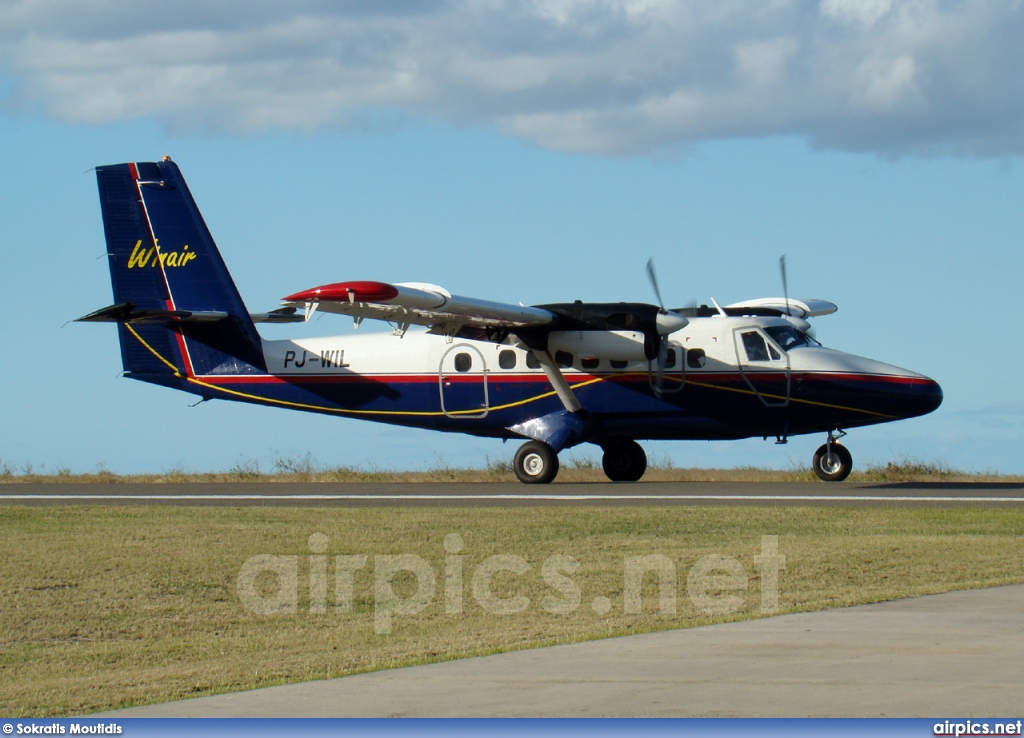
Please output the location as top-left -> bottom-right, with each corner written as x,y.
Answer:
250,307 -> 305,324
76,302 -> 229,324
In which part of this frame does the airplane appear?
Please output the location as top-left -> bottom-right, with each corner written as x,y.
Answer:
78,157 -> 943,484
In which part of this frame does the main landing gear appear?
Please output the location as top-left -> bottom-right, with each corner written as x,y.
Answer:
812,430 -> 853,482
512,439 -> 649,484
513,441 -> 560,484
600,440 -> 647,482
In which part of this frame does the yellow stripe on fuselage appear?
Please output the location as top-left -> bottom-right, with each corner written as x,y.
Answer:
122,326 -> 893,420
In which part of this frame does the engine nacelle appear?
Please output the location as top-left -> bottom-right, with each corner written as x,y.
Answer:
547,330 -> 649,362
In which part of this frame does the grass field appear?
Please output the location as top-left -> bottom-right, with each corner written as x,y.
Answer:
2,503 -> 1023,716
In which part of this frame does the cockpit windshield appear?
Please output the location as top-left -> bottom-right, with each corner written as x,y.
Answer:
764,325 -> 821,351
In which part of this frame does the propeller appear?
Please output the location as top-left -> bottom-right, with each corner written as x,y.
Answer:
645,258 -> 689,396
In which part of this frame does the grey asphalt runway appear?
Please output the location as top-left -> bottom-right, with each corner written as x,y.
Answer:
3,481 -> 1024,506
97,583 -> 1024,717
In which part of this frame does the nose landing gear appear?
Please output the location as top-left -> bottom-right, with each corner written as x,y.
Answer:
812,430 -> 853,482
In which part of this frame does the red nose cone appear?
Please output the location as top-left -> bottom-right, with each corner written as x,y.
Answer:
283,281 -> 399,303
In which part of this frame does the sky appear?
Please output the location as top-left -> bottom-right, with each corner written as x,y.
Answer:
2,0 -> 1024,476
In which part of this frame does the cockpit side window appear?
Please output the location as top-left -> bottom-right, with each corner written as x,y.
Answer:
741,331 -> 781,362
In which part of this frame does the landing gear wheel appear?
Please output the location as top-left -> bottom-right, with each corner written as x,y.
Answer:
601,440 -> 648,482
513,441 -> 560,484
812,443 -> 853,482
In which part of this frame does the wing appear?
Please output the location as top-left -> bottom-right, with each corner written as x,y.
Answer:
280,280 -> 554,335
724,297 -> 837,318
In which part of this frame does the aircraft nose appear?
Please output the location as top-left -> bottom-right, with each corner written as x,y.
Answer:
916,376 -> 943,416
896,375 -> 943,419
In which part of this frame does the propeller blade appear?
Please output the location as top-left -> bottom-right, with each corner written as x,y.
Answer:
779,255 -> 791,317
646,258 -> 665,312
641,327 -> 657,361
654,335 -> 668,398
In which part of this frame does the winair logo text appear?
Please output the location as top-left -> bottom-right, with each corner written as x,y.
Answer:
127,240 -> 197,269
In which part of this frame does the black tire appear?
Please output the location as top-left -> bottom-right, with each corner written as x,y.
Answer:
812,443 -> 853,482
513,441 -> 559,484
601,440 -> 648,482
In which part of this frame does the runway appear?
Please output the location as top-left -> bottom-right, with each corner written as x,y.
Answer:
3,481 -> 1024,506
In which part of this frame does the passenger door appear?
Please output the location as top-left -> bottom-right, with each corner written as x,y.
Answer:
734,328 -> 790,407
438,344 -> 490,418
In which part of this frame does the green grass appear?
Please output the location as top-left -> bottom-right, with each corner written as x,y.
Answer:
1,505 -> 1023,716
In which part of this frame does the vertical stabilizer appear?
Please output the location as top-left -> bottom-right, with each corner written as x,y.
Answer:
92,159 -> 266,379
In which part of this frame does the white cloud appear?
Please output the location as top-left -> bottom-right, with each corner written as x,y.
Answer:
1,0 -> 1022,157
852,52 -> 921,112
734,37 -> 799,89
820,0 -> 893,28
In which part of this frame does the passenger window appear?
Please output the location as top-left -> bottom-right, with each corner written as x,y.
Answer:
610,359 -> 628,370
498,350 -> 516,370
581,357 -> 600,370
662,348 -> 677,369
454,353 -> 472,372
526,353 -> 540,370
687,348 -> 706,369
555,351 -> 573,368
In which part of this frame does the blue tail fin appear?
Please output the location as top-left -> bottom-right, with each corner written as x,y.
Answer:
82,158 -> 266,380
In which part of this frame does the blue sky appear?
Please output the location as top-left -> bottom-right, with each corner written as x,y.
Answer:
2,1 -> 1023,475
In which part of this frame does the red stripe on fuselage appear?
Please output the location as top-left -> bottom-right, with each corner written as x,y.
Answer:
190,371 -> 933,387
694,371 -> 931,385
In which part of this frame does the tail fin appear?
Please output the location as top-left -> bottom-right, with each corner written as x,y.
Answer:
80,158 -> 266,379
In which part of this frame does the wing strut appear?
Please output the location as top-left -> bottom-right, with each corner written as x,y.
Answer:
531,350 -> 583,414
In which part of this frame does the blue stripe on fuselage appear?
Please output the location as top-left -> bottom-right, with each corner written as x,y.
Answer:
128,366 -> 940,443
